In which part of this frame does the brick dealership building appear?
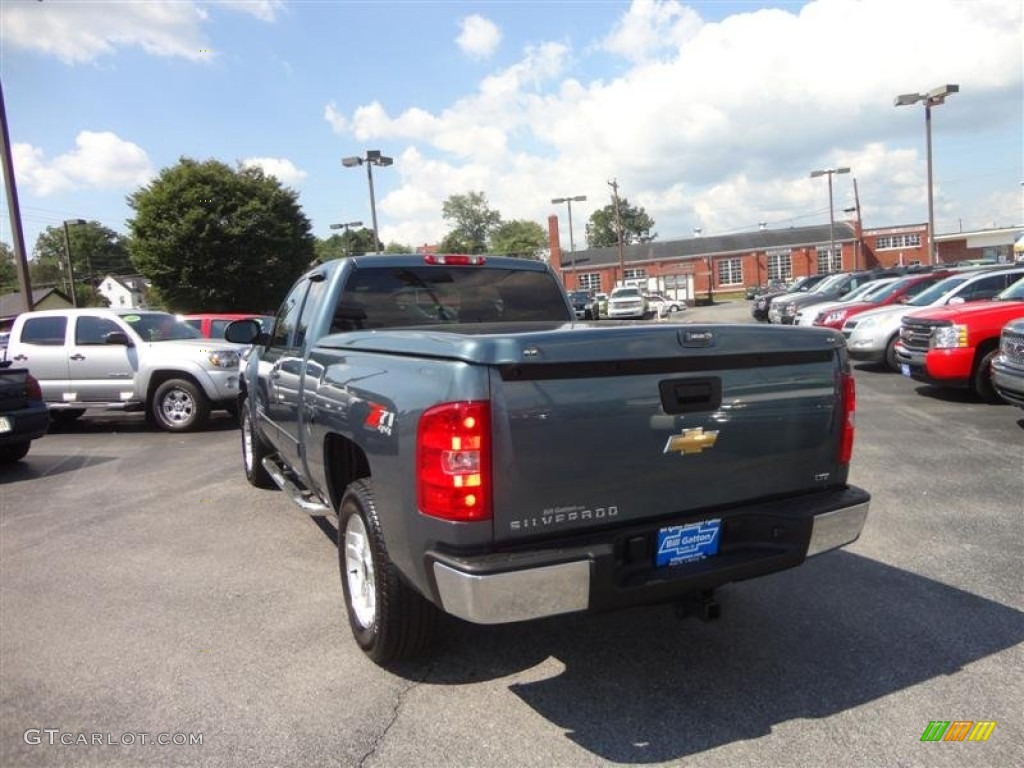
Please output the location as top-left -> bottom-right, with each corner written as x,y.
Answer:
546,216 -> 1022,301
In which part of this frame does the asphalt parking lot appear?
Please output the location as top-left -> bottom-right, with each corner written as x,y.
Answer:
2,301 -> 1022,768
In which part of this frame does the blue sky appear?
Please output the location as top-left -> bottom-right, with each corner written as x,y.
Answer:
1,0 -> 1021,259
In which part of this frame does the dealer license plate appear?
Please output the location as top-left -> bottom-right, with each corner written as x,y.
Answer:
0,416 -> 11,434
656,519 -> 721,567
901,363 -> 911,377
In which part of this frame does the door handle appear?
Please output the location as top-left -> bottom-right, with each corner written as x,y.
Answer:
13,354 -> 27,361
70,354 -> 86,361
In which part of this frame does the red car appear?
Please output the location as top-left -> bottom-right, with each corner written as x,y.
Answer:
812,271 -> 951,330
181,313 -> 273,340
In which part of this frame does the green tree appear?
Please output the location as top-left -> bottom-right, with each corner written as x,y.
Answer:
384,241 -> 414,254
585,198 -> 656,248
440,191 -> 502,254
0,242 -> 18,292
32,221 -> 133,282
314,227 -> 379,262
128,158 -> 315,312
489,220 -> 547,259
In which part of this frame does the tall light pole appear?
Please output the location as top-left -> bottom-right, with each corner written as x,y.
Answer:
62,218 -> 86,307
342,150 -> 392,254
551,195 -> 586,287
895,84 -> 959,265
329,220 -> 363,257
810,167 -> 850,273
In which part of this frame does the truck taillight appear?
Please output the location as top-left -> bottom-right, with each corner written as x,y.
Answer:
417,401 -> 491,522
25,374 -> 42,402
839,372 -> 855,465
423,254 -> 486,266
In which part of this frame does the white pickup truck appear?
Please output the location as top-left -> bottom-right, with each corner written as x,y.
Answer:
3,308 -> 243,431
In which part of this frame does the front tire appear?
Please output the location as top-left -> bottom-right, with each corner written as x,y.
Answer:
884,335 -> 900,372
151,378 -> 209,432
338,479 -> 440,664
241,397 -> 275,489
0,442 -> 31,463
971,348 -> 1001,404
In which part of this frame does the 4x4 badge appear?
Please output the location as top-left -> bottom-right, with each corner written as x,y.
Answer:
664,427 -> 719,455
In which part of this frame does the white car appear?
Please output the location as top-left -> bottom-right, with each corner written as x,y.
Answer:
646,294 -> 686,318
793,278 -> 899,326
606,286 -> 647,319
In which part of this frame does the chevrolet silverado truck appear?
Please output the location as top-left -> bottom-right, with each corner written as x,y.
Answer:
0,362 -> 49,463
226,253 -> 870,664
992,318 -> 1024,408
4,308 -> 243,431
895,276 -> 1024,402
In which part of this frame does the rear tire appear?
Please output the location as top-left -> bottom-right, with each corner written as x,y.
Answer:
241,397 -> 275,489
971,348 -> 1001,403
338,479 -> 439,664
151,378 -> 209,432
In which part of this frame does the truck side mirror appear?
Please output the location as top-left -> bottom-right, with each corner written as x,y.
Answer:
105,331 -> 134,347
225,319 -> 263,344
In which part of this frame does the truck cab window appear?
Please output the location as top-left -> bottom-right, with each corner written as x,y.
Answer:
270,279 -> 309,348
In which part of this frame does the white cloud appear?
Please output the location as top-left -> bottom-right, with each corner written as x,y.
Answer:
14,132 -> 154,196
331,0 -> 1022,248
324,103 -> 349,135
0,1 -> 211,64
241,157 -> 308,185
214,1 -> 285,22
456,14 -> 501,59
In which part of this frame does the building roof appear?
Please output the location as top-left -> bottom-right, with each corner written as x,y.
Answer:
100,274 -> 150,292
561,222 -> 857,270
0,288 -> 72,320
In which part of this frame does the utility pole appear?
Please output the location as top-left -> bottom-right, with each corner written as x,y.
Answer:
0,79 -> 33,305
608,179 -> 625,287
853,177 -> 862,271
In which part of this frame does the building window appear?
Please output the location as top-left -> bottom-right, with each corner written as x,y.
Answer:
717,258 -> 742,286
578,272 -> 601,291
876,234 -> 922,250
767,251 -> 792,281
817,246 -> 842,273
623,268 -> 647,281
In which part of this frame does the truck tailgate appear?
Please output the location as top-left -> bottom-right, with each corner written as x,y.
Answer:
486,324 -> 847,544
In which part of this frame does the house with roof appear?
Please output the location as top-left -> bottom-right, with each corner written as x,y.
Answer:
96,275 -> 150,309
0,287 -> 73,330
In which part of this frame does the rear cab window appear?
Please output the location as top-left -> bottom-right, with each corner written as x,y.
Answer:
19,316 -> 67,345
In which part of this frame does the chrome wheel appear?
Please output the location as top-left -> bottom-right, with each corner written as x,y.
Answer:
344,513 -> 376,630
161,387 -> 195,425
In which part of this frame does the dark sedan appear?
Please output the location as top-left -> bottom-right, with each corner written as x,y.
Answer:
0,363 -> 49,463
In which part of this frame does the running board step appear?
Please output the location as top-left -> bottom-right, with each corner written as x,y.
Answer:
261,456 -> 333,516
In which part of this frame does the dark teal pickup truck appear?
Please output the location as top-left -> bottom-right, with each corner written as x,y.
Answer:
227,254 -> 870,664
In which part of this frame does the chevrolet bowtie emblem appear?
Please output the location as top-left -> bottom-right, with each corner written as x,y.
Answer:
664,427 -> 719,455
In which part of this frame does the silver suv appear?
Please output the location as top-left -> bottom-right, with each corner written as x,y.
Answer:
842,265 -> 1024,370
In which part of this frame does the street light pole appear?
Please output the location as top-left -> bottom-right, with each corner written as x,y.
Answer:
329,220 -> 363,257
551,195 -> 586,287
895,84 -> 959,265
62,218 -> 86,307
342,150 -> 393,255
810,167 -> 850,273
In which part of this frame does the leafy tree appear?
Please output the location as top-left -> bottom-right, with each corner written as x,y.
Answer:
32,221 -> 133,283
315,227 -> 379,262
128,158 -> 315,312
1,242 -> 18,292
585,198 -> 656,248
440,191 -> 502,254
489,220 -> 547,259
384,241 -> 414,254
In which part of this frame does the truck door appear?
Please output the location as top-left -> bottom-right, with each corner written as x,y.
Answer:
67,314 -> 138,402
7,315 -> 70,403
259,274 -> 326,470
